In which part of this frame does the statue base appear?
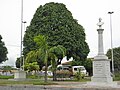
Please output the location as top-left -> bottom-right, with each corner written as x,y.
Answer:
14,71 -> 26,80
90,55 -> 116,85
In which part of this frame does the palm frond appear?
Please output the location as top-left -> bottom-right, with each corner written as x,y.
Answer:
25,50 -> 37,63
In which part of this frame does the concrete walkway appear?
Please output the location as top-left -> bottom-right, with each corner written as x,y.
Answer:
53,81 -> 120,89
1,81 -> 120,90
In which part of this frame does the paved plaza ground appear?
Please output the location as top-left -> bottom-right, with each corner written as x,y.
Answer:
0,81 -> 120,90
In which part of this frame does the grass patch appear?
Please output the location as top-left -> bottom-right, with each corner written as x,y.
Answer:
73,78 -> 90,82
113,72 -> 120,81
0,75 -> 13,79
0,80 -> 57,85
27,75 -> 40,79
33,82 -> 58,85
55,76 -> 91,82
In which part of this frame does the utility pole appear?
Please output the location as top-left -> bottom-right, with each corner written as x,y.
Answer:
20,0 -> 23,70
108,11 -> 114,74
22,21 -> 26,71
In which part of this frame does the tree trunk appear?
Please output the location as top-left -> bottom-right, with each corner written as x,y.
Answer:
53,68 -> 57,81
55,68 -> 57,81
53,71 -> 55,81
44,62 -> 48,82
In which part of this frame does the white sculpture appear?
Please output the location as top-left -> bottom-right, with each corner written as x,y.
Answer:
97,18 -> 104,29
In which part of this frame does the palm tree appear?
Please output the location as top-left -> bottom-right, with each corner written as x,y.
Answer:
49,45 -> 66,81
25,51 -> 37,63
34,35 -> 49,82
25,35 -> 66,82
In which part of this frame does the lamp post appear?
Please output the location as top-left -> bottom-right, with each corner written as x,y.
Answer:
22,21 -> 26,71
20,0 -> 23,70
108,11 -> 114,74
14,0 -> 26,80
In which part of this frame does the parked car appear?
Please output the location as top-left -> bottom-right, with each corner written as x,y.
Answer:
40,71 -> 53,76
57,65 -> 88,76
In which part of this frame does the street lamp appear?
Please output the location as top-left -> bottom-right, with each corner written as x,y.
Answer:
20,0 -> 23,70
14,0 -> 26,80
22,21 -> 26,71
108,11 -> 114,74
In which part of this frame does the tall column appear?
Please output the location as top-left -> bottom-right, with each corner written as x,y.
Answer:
94,18 -> 108,60
97,29 -> 104,55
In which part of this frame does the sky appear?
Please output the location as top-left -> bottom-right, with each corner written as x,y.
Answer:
0,0 -> 120,67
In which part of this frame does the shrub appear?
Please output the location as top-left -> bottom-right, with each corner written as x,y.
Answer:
114,72 -> 120,81
74,68 -> 85,81
56,70 -> 72,78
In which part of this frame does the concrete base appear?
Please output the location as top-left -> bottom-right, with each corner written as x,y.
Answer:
87,81 -> 117,87
14,71 -> 26,80
91,55 -> 113,83
91,76 -> 113,83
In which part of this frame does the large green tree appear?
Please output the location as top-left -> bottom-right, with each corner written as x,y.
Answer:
0,35 -> 8,63
23,2 -> 89,65
106,47 -> 120,72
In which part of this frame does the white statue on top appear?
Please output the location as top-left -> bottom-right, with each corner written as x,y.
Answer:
97,18 -> 104,29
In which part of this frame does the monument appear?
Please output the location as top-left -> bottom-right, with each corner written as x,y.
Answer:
89,18 -> 117,86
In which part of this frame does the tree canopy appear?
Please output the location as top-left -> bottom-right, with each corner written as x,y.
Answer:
23,2 -> 89,64
106,47 -> 120,72
0,35 -> 8,63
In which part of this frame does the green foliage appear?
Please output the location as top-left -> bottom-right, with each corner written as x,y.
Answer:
48,45 -> 66,81
23,2 -> 89,65
0,75 -> 13,79
15,57 -> 24,68
33,82 -> 58,85
0,35 -> 8,63
34,35 -> 49,82
56,70 -> 72,78
71,60 -> 82,66
25,35 -> 52,82
27,75 -> 40,79
2,66 -> 12,72
83,58 -> 92,76
106,47 -> 120,72
33,35 -> 66,81
15,57 -> 20,68
25,51 -> 37,63
114,72 -> 120,81
0,80 -> 57,85
49,45 -> 66,63
75,69 -> 82,81
34,35 -> 48,64
24,62 -> 39,72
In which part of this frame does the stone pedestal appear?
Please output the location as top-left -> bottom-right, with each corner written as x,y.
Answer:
89,55 -> 117,86
91,55 -> 113,83
88,18 -> 117,86
14,71 -> 26,80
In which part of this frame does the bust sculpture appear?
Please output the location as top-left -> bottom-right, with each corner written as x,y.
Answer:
97,18 -> 104,29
